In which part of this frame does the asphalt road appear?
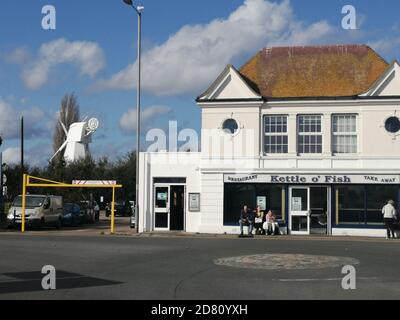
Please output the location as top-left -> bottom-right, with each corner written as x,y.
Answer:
0,234 -> 400,300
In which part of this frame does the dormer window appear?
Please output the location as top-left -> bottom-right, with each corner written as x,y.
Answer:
222,119 -> 239,135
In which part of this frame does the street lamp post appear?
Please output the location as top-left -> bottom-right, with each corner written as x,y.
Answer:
123,0 -> 143,234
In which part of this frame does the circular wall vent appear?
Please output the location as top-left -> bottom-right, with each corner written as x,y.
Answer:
385,117 -> 400,133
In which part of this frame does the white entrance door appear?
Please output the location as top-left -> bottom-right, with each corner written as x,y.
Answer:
154,185 -> 170,231
289,187 -> 310,235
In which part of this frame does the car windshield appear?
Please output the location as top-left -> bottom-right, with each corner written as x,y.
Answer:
13,196 -> 46,208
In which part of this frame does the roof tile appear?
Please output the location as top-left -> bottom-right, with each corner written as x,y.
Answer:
239,45 -> 389,98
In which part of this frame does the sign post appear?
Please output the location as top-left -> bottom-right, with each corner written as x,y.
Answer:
111,187 -> 116,234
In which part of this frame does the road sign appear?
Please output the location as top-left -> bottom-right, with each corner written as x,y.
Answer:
72,180 -> 117,186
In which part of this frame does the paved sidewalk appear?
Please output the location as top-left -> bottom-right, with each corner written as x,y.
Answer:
1,215 -> 398,243
3,228 -> 397,245
0,215 -> 135,237
135,231 -> 400,243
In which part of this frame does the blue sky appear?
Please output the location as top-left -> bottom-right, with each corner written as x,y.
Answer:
1,0 -> 400,166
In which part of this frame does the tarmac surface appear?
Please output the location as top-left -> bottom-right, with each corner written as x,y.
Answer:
0,229 -> 400,300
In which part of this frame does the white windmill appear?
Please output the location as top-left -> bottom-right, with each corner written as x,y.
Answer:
50,117 -> 100,163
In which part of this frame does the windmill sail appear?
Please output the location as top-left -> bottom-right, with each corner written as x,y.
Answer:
50,140 -> 68,162
49,117 -> 99,164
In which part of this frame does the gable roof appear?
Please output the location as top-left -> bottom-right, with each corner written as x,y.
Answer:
197,64 -> 262,101
360,60 -> 400,96
239,44 -> 389,98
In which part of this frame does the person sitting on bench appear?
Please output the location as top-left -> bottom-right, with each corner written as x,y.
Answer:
263,211 -> 278,236
239,205 -> 254,238
254,206 -> 265,235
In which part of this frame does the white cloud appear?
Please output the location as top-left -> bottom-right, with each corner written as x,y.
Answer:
119,105 -> 172,134
2,144 -> 52,167
368,37 -> 400,58
4,47 -> 31,64
0,99 -> 49,140
94,0 -> 334,96
3,147 -> 20,165
22,38 -> 106,90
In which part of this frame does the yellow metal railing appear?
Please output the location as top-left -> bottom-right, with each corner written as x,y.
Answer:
21,174 -> 122,234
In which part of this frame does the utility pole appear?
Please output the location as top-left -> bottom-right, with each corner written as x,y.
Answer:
21,116 -> 24,194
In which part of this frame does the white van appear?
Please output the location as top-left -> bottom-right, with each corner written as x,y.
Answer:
7,195 -> 63,229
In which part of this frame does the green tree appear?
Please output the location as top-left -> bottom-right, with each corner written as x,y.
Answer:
3,151 -> 137,206
52,93 -> 80,163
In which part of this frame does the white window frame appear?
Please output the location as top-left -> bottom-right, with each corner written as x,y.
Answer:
263,115 -> 289,154
297,115 -> 323,154
332,114 -> 358,155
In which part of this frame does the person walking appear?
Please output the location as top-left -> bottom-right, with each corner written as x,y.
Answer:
382,200 -> 397,239
94,202 -> 100,222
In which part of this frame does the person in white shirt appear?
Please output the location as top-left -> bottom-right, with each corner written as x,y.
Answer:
382,200 -> 397,239
263,211 -> 277,236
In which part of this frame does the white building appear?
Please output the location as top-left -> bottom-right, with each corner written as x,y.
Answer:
139,44 -> 400,237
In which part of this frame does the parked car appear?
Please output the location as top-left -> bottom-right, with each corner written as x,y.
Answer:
7,195 -> 63,229
106,200 -> 132,217
80,201 -> 95,224
118,200 -> 133,217
78,206 -> 88,225
62,203 -> 81,227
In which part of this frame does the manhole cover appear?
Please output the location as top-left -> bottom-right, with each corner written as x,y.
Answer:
214,254 -> 360,270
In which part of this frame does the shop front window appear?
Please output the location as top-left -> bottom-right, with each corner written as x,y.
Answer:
337,186 -> 365,225
366,186 -> 399,225
224,184 -> 285,226
336,185 -> 399,226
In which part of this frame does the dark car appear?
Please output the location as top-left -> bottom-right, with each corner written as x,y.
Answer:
79,201 -> 95,224
62,203 -> 81,227
106,201 -> 132,217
